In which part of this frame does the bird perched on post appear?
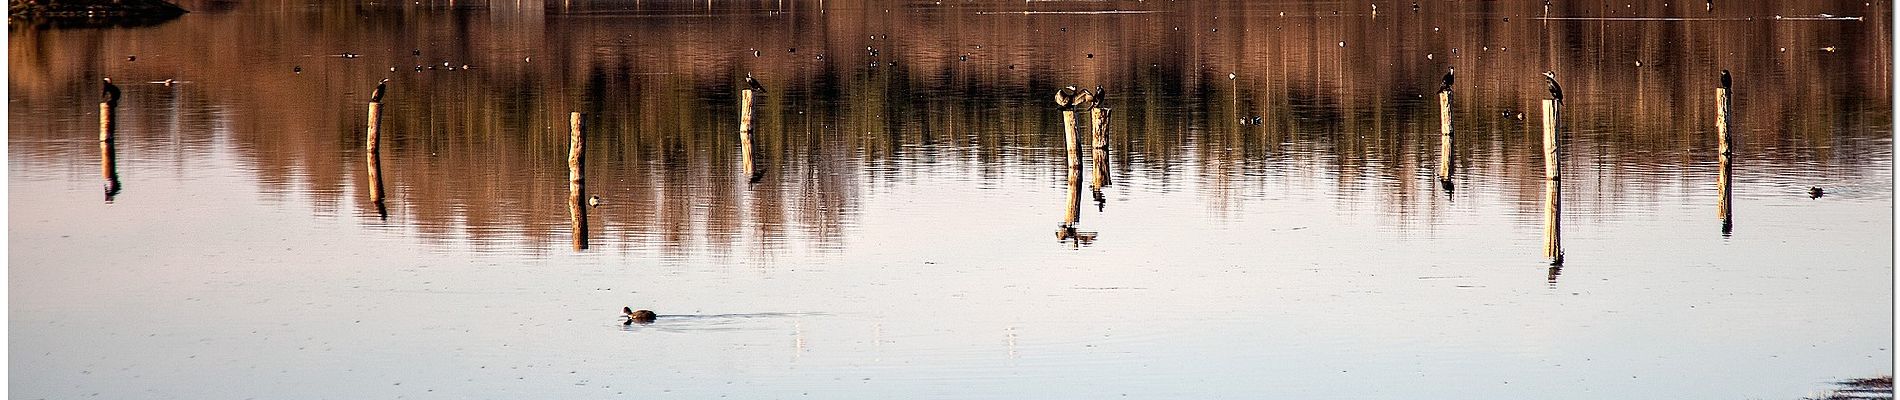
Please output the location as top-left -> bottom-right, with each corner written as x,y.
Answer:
745,72 -> 766,94
1438,67 -> 1455,94
369,78 -> 390,103
1541,70 -> 1564,104
101,78 -> 121,107
1092,85 -> 1107,109
1054,85 -> 1081,111
1720,69 -> 1732,90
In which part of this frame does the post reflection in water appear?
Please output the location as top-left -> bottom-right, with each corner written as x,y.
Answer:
5,2 -> 1893,397
100,134 -> 121,202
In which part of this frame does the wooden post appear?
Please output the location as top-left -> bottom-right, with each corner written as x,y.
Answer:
1437,91 -> 1454,185
569,112 -> 588,250
739,89 -> 759,182
1058,166 -> 1083,243
100,100 -> 120,201
1062,109 -> 1080,171
1064,165 -> 1082,226
99,102 -> 115,142
1089,106 -> 1112,189
1716,88 -> 1733,232
365,102 -> 386,219
1541,100 -> 1563,263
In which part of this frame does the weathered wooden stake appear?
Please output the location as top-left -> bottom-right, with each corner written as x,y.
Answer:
1541,100 -> 1563,263
1437,91 -> 1454,185
1089,106 -> 1112,188
740,89 -> 759,182
1716,87 -> 1733,232
569,111 -> 589,250
1062,109 -> 1080,171
365,102 -> 386,219
99,99 -> 121,200
99,102 -> 115,142
1064,167 -> 1082,227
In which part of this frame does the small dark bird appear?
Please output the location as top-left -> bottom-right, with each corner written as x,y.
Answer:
101,78 -> 121,107
293,65 -> 302,74
789,47 -> 796,53
959,55 -> 968,62
1054,85 -> 1081,110
752,49 -> 762,57
1093,85 -> 1106,108
588,195 -> 601,208
1412,1 -> 1419,11
1438,67 -> 1455,93
1809,187 -> 1824,199
412,49 -> 421,56
126,55 -> 136,62
1542,70 -> 1564,104
623,307 -> 657,325
415,65 -> 424,72
1720,69 -> 1732,90
1086,53 -> 1094,58
369,78 -> 389,103
745,72 -> 766,94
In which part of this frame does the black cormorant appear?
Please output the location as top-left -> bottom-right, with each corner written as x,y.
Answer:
1542,71 -> 1564,104
126,55 -> 136,62
1809,187 -> 1824,199
369,78 -> 389,103
745,73 -> 766,94
101,78 -> 121,107
1093,85 -> 1106,108
1720,69 -> 1732,90
1438,67 -> 1455,94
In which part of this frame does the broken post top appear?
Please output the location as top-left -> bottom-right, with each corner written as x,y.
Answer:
369,78 -> 389,103
1054,85 -> 1103,111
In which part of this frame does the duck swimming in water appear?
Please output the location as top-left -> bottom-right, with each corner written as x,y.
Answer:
623,307 -> 657,325
1809,187 -> 1824,199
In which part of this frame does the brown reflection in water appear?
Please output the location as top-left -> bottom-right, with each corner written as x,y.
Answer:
100,130 -> 122,202
5,0 -> 1889,252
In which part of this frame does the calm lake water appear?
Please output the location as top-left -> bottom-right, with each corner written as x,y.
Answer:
9,0 -> 1893,398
